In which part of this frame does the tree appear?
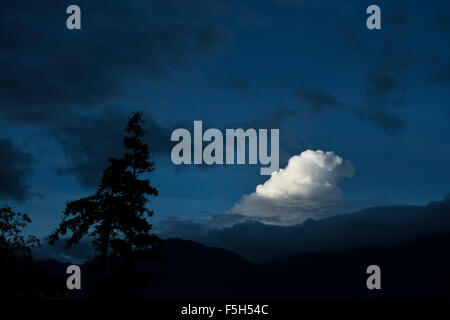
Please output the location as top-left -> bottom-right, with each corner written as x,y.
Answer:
49,111 -> 160,295
49,157 -> 126,260
50,156 -> 128,296
119,112 -> 159,255
0,205 -> 40,270
111,112 -> 161,294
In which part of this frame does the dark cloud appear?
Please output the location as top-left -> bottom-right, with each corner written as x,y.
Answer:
356,108 -> 405,135
357,11 -> 415,134
384,11 -> 413,31
50,109 -> 126,187
427,13 -> 450,86
331,9 -> 422,134
51,106 -> 296,187
338,10 -> 413,60
357,70 -> 406,134
0,139 -> 36,202
359,69 -> 406,134
265,106 -> 296,127
226,106 -> 298,168
369,111 -> 404,132
340,27 -> 374,56
235,12 -> 273,27
275,0 -> 334,7
429,65 -> 450,85
276,0 -> 308,4
231,106 -> 295,129
0,0 -> 228,124
364,71 -> 403,108
50,108 -> 172,188
228,77 -> 252,96
168,106 -> 298,172
432,13 -> 450,34
210,75 -> 253,96
287,11 -> 413,134
292,88 -> 342,113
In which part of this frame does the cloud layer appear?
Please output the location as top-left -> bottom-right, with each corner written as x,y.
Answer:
50,106 -> 296,188
0,139 -> 35,201
50,108 -> 173,188
0,0 -> 228,124
233,150 -> 354,224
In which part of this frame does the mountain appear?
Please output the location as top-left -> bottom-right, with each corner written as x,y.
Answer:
36,198 -> 450,264
137,238 -> 254,299
10,196 -> 449,299
169,199 -> 450,262
7,230 -> 450,300
138,228 -> 450,300
257,231 -> 450,300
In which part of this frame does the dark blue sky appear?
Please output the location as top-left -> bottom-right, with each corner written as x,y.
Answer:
1,0 -> 449,237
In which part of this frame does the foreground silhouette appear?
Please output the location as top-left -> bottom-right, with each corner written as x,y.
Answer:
49,112 -> 161,298
18,228 -> 450,300
1,205 -> 41,298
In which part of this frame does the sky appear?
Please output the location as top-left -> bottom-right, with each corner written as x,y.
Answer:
1,0 -> 450,238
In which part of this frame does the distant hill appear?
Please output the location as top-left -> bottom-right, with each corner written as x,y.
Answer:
167,199 -> 450,262
35,198 -> 450,265
8,228 -> 450,300
14,196 -> 450,300
28,232 -> 450,300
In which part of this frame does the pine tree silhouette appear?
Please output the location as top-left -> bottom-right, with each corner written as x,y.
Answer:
112,112 -> 161,296
49,111 -> 161,297
121,112 -> 159,253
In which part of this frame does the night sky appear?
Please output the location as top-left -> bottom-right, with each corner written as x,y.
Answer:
1,0 -> 450,238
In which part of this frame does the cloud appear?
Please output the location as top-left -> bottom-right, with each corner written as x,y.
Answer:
366,72 -> 401,102
356,108 -> 405,135
285,10 -> 417,135
235,12 -> 273,27
51,106 -> 295,187
229,105 -> 295,129
292,88 -> 342,113
0,0 -> 228,124
233,150 -> 354,225
50,109 -> 127,187
228,77 -> 252,96
328,10 -> 416,135
432,13 -> 450,34
429,65 -> 450,85
50,108 -> 172,188
356,11 -> 415,134
0,138 -> 36,202
356,69 -> 407,134
358,70 -> 407,134
210,75 -> 253,96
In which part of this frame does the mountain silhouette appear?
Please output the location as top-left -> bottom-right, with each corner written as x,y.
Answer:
9,196 -> 450,300
37,198 -> 450,264
164,200 -> 450,262
20,231 -> 450,300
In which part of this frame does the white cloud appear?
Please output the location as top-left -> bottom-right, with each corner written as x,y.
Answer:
232,150 -> 355,225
